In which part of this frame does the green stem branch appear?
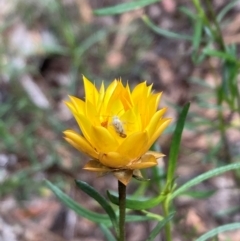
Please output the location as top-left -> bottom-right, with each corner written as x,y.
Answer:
163,198 -> 172,241
118,181 -> 126,241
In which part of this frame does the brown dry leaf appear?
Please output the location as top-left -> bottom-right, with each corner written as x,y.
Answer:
76,0 -> 93,23
161,0 -> 176,13
219,229 -> 240,241
186,208 -> 207,233
13,199 -> 60,222
223,15 -> 240,44
106,9 -> 143,68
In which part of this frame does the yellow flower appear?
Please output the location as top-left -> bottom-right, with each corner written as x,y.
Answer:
64,76 -> 171,185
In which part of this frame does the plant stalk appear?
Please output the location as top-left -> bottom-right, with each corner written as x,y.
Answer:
163,198 -> 172,241
118,181 -> 126,241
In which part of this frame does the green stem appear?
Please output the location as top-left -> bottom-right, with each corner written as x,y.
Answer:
163,197 -> 172,241
118,181 -> 126,241
205,0 -> 226,51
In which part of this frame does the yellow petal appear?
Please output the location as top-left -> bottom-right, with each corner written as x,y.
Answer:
121,83 -> 133,109
144,118 -> 171,153
117,131 -> 148,159
83,75 -> 99,106
127,154 -> 157,169
65,101 -> 77,114
99,152 -> 131,168
96,82 -> 105,111
120,107 -> 141,134
146,108 -> 167,137
85,100 -> 100,126
68,96 -> 85,115
63,130 -> 98,159
146,151 -> 165,159
109,99 -> 125,116
148,92 -> 162,117
101,80 -> 118,111
132,82 -> 151,102
104,82 -> 126,114
74,114 -> 94,145
146,151 -> 165,167
91,125 -> 119,153
83,160 -> 111,172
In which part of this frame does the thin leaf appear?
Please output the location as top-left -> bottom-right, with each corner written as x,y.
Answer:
141,210 -> 163,221
171,162 -> 240,200
188,77 -> 214,89
107,191 -> 166,210
100,224 -> 117,241
75,30 -> 109,57
93,0 -> 160,16
203,49 -> 240,64
217,0 -> 240,22
0,158 -> 55,196
45,180 -> 111,225
142,15 -> 193,41
167,103 -> 190,185
75,180 -> 118,231
181,190 -> 216,199
126,214 -> 160,222
146,213 -> 175,241
215,206 -> 240,218
192,17 -> 204,64
193,17 -> 203,50
195,223 -> 240,241
179,6 -> 196,20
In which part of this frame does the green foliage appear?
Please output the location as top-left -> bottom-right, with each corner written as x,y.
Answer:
45,180 -> 112,225
2,0 -> 240,240
75,180 -> 118,233
171,163 -> 240,200
195,223 -> 240,241
93,0 -> 161,16
166,103 -> 190,188
107,190 -> 166,210
146,213 -> 175,241
142,15 -> 193,41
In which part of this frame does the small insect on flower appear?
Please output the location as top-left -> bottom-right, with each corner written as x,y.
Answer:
111,115 -> 127,138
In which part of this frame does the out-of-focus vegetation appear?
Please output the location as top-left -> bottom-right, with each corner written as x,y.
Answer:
0,0 -> 240,240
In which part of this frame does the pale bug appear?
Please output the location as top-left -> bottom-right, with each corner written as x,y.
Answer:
111,115 -> 127,138
100,109 -> 128,138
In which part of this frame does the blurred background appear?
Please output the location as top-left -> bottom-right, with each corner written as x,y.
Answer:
0,0 -> 240,240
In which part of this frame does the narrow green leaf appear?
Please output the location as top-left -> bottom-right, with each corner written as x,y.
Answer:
203,49 -> 240,64
142,15 -> 193,41
93,0 -> 160,16
0,158 -> 55,196
126,214 -> 160,222
167,103 -> 190,185
193,17 -> 203,50
192,17 -> 203,64
215,206 -> 240,218
179,6 -> 196,20
188,77 -> 214,89
45,180 -> 111,225
107,191 -> 166,210
217,0 -> 240,22
146,213 -> 175,241
195,223 -> 240,241
141,210 -> 163,221
181,190 -> 216,199
171,162 -> 240,200
100,224 -> 117,241
75,180 -> 118,231
75,30 -> 109,57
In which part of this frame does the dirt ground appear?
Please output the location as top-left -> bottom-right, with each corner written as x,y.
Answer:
0,0 -> 240,240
